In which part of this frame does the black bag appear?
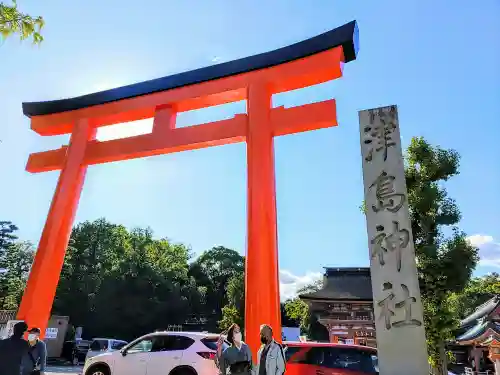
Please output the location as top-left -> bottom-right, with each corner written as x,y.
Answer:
229,360 -> 252,374
27,347 -> 41,375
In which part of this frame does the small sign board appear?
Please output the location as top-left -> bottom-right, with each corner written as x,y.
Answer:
1,320 -> 23,339
45,327 -> 58,340
345,339 -> 355,345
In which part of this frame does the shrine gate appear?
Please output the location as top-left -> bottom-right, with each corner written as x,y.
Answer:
17,21 -> 358,356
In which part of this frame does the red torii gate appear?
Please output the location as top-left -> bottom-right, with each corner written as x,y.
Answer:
18,21 -> 358,356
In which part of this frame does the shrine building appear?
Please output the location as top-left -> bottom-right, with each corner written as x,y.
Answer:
299,267 -> 376,347
449,295 -> 500,373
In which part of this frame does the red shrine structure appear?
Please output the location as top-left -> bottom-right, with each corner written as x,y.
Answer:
18,21 -> 359,356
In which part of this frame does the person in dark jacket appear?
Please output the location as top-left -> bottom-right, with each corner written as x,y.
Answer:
21,327 -> 47,375
0,321 -> 30,375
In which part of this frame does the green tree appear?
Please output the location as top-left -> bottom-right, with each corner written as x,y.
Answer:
284,297 -> 309,329
217,263 -> 245,331
448,273 -> 500,320
191,246 -> 244,330
0,221 -> 18,260
90,231 -> 193,339
0,222 -> 35,310
54,219 -> 195,340
226,273 -> 245,311
218,271 -> 307,336
0,1 -> 44,43
0,240 -> 34,309
53,218 -> 131,329
219,305 -> 243,332
283,280 -> 324,338
359,137 -> 478,373
402,137 -> 478,374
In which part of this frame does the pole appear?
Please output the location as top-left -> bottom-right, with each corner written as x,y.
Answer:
245,83 -> 281,358
17,119 -> 94,337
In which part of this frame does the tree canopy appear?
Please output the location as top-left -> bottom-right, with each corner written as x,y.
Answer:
0,218 -> 249,340
448,273 -> 500,321
0,221 -> 34,310
0,218 -> 297,341
283,280 -> 329,340
405,137 -> 478,374
0,1 -> 44,44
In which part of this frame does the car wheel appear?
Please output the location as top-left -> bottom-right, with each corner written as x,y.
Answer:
87,365 -> 110,375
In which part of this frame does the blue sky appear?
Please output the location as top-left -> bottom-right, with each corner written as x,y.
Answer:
1,0 -> 499,299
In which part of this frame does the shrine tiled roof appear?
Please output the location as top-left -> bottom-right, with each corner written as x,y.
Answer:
299,267 -> 373,301
460,296 -> 500,329
456,321 -> 500,343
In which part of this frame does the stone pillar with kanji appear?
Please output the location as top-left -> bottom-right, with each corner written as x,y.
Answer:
359,105 -> 429,375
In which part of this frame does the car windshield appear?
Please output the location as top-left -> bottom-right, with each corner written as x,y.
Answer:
112,341 -> 128,350
90,339 -> 109,351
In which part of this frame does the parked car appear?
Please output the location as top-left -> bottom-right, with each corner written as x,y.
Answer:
86,338 -> 129,361
83,331 -> 228,375
283,341 -> 379,375
61,339 -> 92,365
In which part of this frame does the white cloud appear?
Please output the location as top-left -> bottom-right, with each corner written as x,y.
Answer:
467,234 -> 500,267
279,269 -> 322,301
211,56 -> 222,63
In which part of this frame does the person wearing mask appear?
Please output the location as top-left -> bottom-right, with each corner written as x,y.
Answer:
254,324 -> 286,375
21,327 -> 47,375
217,323 -> 253,375
0,321 -> 30,375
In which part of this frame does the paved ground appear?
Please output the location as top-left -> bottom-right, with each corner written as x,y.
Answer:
46,366 -> 83,374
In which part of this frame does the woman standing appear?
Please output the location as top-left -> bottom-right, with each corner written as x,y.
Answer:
217,324 -> 253,375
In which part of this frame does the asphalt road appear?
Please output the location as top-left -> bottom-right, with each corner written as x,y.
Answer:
46,366 -> 83,374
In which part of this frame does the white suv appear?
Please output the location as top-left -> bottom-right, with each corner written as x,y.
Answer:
83,331 -> 228,375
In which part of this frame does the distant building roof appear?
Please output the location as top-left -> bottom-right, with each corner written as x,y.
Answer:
299,267 -> 373,301
460,296 -> 500,329
456,321 -> 500,344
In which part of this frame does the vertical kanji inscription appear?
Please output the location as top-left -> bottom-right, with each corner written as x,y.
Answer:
359,105 -> 429,375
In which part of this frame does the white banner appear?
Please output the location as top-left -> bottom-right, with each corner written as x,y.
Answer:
45,327 -> 58,339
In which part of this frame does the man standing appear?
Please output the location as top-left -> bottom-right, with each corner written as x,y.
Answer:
0,321 -> 30,375
254,325 -> 286,375
21,327 -> 47,375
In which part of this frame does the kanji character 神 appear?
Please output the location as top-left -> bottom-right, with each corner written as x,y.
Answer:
370,221 -> 409,272
370,225 -> 388,266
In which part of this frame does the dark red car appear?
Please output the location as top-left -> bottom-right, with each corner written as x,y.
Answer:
283,341 -> 379,375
